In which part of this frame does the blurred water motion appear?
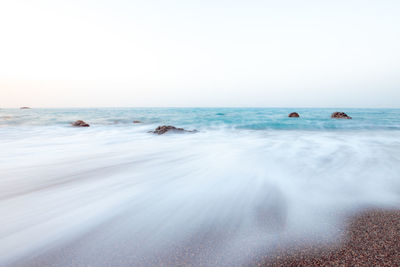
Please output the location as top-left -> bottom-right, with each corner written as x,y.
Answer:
0,108 -> 399,266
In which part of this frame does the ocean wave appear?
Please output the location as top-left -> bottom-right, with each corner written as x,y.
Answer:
0,126 -> 399,265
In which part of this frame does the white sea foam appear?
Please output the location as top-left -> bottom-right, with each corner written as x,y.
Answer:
0,126 -> 399,266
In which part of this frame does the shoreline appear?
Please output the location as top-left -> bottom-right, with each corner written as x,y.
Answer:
260,209 -> 400,266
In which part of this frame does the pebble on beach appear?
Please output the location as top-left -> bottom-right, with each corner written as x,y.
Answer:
261,209 -> 400,266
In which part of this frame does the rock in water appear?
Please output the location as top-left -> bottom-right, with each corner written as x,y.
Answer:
72,120 -> 90,127
133,120 -> 142,123
0,116 -> 13,120
20,107 -> 31,109
151,125 -> 184,135
288,112 -> 300,118
150,125 -> 197,135
331,112 -> 352,119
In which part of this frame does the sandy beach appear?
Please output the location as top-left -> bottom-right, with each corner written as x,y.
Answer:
261,209 -> 400,266
15,208 -> 400,266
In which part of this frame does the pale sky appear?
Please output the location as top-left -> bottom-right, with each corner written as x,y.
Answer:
1,0 -> 399,108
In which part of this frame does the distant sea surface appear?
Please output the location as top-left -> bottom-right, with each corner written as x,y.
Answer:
1,108 -> 400,266
1,107 -> 400,130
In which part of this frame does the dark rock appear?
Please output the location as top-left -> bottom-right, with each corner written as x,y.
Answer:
288,112 -> 300,118
331,112 -> 352,119
150,125 -> 197,135
133,120 -> 142,123
72,120 -> 90,127
20,107 -> 31,109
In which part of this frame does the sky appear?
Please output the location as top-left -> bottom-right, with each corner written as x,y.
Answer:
1,0 -> 399,108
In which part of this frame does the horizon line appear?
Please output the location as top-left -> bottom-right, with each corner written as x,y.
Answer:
2,106 -> 400,109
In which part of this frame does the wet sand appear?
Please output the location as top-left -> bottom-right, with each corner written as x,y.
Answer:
260,209 -> 400,266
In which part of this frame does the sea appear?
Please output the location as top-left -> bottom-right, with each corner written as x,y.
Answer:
0,108 -> 399,266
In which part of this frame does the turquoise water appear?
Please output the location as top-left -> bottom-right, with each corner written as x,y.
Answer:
1,108 -> 400,130
1,108 -> 400,266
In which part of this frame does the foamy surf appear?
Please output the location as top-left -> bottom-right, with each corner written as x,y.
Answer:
0,108 -> 399,266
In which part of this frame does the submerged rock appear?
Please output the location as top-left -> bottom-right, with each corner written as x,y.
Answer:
0,116 -> 13,120
72,120 -> 90,127
150,125 -> 197,135
288,112 -> 300,118
20,107 -> 31,109
133,120 -> 142,123
331,112 -> 352,119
